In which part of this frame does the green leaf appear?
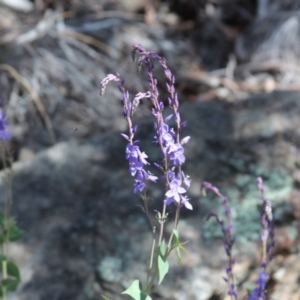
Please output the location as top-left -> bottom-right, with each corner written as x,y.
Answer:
0,260 -> 21,295
1,278 -> 20,292
122,280 -> 152,300
159,240 -> 166,256
0,285 -> 4,297
0,255 -> 7,263
101,295 -> 111,300
173,229 -> 179,239
175,243 -> 187,264
0,212 -> 5,227
8,223 -> 23,242
7,261 -> 21,280
176,247 -> 182,263
0,217 -> 23,244
0,234 -> 5,245
158,254 -> 169,284
173,229 -> 180,247
245,283 -> 255,295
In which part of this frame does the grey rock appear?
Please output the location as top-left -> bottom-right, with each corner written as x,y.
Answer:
4,91 -> 300,299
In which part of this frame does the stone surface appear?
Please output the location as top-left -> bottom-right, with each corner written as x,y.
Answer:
2,91 -> 300,299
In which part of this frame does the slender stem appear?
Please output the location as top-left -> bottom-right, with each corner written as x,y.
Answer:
145,238 -> 157,292
144,255 -> 159,294
143,194 -> 157,288
167,204 -> 180,251
142,193 -> 154,231
158,204 -> 166,245
2,259 -> 7,300
148,238 -> 156,271
0,141 -> 10,300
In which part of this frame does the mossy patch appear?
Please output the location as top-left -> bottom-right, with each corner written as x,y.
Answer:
201,167 -> 293,244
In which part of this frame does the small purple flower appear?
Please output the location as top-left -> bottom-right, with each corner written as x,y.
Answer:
164,196 -> 174,206
181,171 -> 191,188
167,170 -> 175,181
228,284 -> 238,299
124,142 -> 158,192
181,195 -> 193,210
134,180 -> 146,193
126,144 -> 143,160
168,143 -> 185,166
145,173 -> 158,182
203,182 -> 238,300
247,177 -> 274,300
165,178 -> 186,203
248,270 -> 268,300
180,136 -> 190,145
0,110 -> 10,140
100,74 -> 119,95
159,124 -> 174,146
128,158 -> 144,176
126,143 -> 149,175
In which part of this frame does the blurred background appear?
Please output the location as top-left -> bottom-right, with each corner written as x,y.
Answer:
1,0 -> 300,299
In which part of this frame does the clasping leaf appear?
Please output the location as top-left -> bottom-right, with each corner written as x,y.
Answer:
122,280 -> 152,300
158,240 -> 169,284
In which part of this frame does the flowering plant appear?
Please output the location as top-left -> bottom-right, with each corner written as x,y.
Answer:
202,177 -> 275,300
101,45 -> 192,299
0,107 -> 22,300
100,45 -> 275,300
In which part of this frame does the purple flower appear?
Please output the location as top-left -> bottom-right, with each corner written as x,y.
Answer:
228,284 -> 238,299
145,173 -> 158,182
203,182 -> 237,300
248,270 -> 268,300
126,143 -> 149,176
165,178 -> 186,203
247,177 -> 274,300
159,124 -> 174,146
180,136 -> 190,145
128,158 -> 144,176
125,142 -> 159,193
134,180 -> 146,193
100,74 -> 119,95
168,143 -> 185,166
101,46 -> 193,209
181,195 -> 193,210
0,110 -> 10,140
181,171 -> 191,188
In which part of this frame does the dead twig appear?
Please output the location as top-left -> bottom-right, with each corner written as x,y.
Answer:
15,10 -> 61,45
58,30 -> 115,56
92,10 -> 144,21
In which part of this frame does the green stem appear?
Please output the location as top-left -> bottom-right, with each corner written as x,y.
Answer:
1,140 -> 12,300
140,192 -> 158,291
167,204 -> 181,251
144,254 -> 158,294
2,261 -> 7,300
158,204 -> 166,245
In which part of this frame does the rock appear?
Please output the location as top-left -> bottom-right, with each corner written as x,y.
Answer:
18,147 -> 35,162
120,0 -> 145,13
3,91 -> 300,299
0,0 -> 34,12
235,11 -> 300,68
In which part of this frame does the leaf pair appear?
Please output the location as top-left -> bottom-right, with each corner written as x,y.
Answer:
121,230 -> 187,300
121,240 -> 169,300
172,229 -> 187,264
0,255 -> 21,296
157,240 -> 169,285
122,280 -> 152,300
0,212 -> 23,244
